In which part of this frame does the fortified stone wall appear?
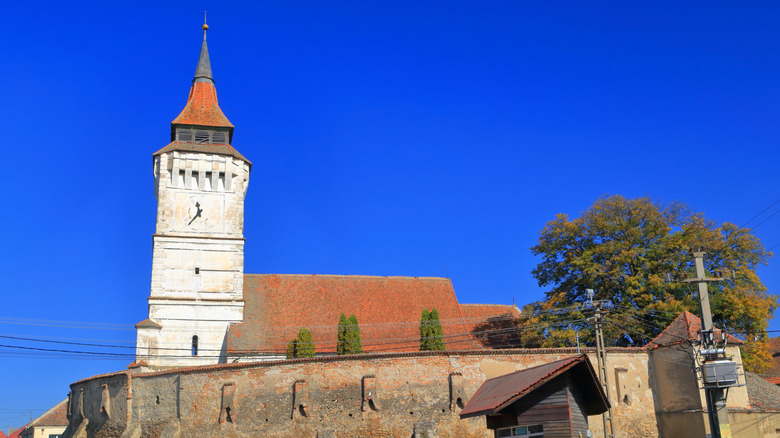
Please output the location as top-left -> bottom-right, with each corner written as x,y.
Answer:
62,349 -> 660,438
592,350 -> 658,438
66,372 -> 130,438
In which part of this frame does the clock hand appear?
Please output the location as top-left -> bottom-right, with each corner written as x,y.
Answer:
188,202 -> 203,225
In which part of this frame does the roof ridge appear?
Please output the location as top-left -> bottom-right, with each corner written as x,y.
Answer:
460,303 -> 515,307
243,273 -> 451,281
645,311 -> 743,349
27,398 -> 68,428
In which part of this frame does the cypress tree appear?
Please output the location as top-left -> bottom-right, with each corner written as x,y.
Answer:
286,338 -> 297,359
296,327 -> 315,358
429,308 -> 445,350
337,313 -> 348,355
346,314 -> 363,354
287,328 -> 315,358
419,309 -> 431,351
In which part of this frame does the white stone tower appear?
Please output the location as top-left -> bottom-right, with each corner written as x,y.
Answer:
134,22 -> 250,369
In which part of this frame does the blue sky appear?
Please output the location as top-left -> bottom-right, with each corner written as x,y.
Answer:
1,1 -> 779,429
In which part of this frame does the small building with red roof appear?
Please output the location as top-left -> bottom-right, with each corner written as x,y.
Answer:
460,354 -> 609,437
17,398 -> 68,438
642,311 -> 780,437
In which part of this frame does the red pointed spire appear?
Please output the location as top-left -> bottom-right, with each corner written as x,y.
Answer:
171,19 -> 233,139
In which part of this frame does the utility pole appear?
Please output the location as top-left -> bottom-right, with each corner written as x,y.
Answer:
684,251 -> 738,438
587,289 -> 615,438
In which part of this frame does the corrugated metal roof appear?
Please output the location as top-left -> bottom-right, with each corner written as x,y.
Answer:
460,354 -> 609,418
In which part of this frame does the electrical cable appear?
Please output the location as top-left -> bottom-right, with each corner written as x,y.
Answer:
739,199 -> 780,228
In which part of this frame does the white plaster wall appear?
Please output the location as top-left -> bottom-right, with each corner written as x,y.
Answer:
150,237 -> 244,299
153,151 -> 250,239
31,426 -> 66,438
137,316 -> 240,368
137,149 -> 250,368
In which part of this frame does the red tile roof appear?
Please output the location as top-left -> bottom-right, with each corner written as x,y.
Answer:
7,427 -> 22,438
227,274 -> 509,355
645,311 -> 743,349
460,354 -> 609,418
171,81 -> 233,129
28,398 -> 68,427
153,141 -> 250,165
127,360 -> 148,369
746,372 -> 780,412
762,337 -> 780,378
460,304 -> 522,349
135,318 -> 162,329
460,303 -> 519,320
0,430 -> 7,438
762,376 -> 780,386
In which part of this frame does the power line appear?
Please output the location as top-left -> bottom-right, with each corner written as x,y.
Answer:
739,199 -> 780,228
0,303 -> 579,336
0,335 -> 136,350
0,317 -> 133,331
0,317 -> 590,359
749,209 -> 780,231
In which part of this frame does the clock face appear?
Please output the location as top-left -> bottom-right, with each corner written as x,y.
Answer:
173,194 -> 222,232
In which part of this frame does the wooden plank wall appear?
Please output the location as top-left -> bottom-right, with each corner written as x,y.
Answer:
512,376 -> 573,438
567,374 -> 591,437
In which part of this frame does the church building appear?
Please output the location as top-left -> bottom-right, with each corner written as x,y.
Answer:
132,22 -> 519,370
61,23 -> 780,438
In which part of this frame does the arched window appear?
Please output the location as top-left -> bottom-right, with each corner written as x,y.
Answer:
192,335 -> 199,356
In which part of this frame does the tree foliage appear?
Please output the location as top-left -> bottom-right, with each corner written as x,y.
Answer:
529,195 -> 775,372
347,314 -> 364,354
337,313 -> 364,355
286,327 -> 316,359
337,313 -> 348,355
286,338 -> 296,359
419,308 -> 445,351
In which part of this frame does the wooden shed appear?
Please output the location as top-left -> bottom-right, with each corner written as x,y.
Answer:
460,354 -> 609,438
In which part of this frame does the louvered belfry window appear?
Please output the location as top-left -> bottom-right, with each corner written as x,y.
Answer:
177,128 -> 229,145
177,129 -> 193,142
212,132 -> 226,144
195,131 -> 210,143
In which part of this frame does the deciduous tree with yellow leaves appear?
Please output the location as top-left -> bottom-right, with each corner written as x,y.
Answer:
527,195 -> 776,372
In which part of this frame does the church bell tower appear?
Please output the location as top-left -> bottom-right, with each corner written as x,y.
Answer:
134,21 -> 251,369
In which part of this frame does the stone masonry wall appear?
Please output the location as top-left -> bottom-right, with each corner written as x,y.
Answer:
63,349 -> 660,438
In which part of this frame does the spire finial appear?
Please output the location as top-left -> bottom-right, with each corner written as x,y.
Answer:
193,13 -> 214,84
